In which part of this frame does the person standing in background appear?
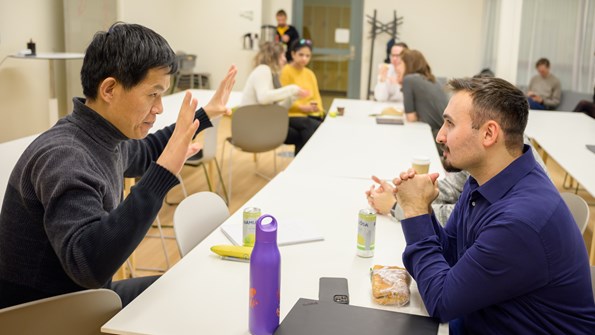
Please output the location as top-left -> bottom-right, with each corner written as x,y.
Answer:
275,9 -> 300,63
374,41 -> 409,102
526,58 -> 561,110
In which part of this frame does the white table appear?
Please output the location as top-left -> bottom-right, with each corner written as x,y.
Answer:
525,110 -> 595,197
102,172 -> 445,334
525,110 -> 595,265
326,98 -> 405,126
286,97 -> 442,181
9,53 -> 85,126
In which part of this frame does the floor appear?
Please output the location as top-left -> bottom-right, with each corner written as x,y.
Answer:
122,103 -> 595,279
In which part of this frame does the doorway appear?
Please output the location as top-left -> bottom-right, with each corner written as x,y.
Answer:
292,0 -> 363,100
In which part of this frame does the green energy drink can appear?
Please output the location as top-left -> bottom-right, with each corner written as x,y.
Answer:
243,207 -> 261,247
357,209 -> 377,257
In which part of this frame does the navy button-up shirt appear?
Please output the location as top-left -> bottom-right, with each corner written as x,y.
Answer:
401,145 -> 595,334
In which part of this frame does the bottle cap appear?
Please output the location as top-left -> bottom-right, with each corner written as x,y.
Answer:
255,214 -> 277,243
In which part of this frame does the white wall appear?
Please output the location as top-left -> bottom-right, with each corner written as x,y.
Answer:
0,0 -> 65,142
361,0 -> 486,98
0,0 -> 488,142
120,0 -> 262,96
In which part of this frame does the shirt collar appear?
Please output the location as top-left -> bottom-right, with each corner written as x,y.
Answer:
69,97 -> 128,150
468,144 -> 536,203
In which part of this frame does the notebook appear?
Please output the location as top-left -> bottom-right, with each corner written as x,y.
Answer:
274,298 -> 439,335
376,116 -> 404,125
220,219 -> 324,246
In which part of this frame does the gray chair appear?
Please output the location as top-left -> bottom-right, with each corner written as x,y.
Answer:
556,90 -> 592,111
0,289 -> 121,335
174,191 -> 229,257
220,104 -> 289,200
171,53 -> 210,93
172,117 -> 228,204
560,192 -> 590,235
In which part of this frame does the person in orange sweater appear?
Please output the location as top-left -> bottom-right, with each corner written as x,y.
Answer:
280,39 -> 323,154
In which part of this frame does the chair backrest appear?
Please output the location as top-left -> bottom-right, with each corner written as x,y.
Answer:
174,191 -> 230,257
560,192 -> 590,234
557,90 -> 592,111
231,104 -> 289,153
0,289 -> 121,335
177,54 -> 197,75
184,117 -> 220,167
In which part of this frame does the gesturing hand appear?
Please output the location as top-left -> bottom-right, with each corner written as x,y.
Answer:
156,91 -> 201,175
204,65 -> 238,119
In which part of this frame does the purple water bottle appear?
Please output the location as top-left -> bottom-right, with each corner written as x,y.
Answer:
249,214 -> 281,335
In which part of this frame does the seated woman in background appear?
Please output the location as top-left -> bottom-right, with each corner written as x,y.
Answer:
373,41 -> 408,102
280,39 -> 323,154
397,49 -> 447,135
241,41 -> 309,107
572,83 -> 595,119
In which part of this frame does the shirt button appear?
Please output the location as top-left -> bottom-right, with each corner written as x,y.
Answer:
471,201 -> 476,207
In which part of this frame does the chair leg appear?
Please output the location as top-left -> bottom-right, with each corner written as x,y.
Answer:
228,144 -> 234,201
202,164 -> 213,192
273,149 -> 278,175
135,216 -> 171,273
126,259 -> 136,278
179,173 -> 189,198
214,159 -> 229,204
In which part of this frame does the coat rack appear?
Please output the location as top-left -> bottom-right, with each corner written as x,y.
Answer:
366,10 -> 404,100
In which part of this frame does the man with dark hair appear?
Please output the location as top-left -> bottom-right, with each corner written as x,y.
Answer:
275,9 -> 300,63
393,77 -> 595,334
526,57 -> 561,110
0,22 -> 237,308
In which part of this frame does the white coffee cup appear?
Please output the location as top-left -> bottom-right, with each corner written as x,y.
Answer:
412,156 -> 430,174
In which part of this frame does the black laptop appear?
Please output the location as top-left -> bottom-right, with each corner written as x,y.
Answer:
274,298 -> 439,335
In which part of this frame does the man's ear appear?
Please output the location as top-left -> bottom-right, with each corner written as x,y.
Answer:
482,120 -> 501,147
98,77 -> 117,103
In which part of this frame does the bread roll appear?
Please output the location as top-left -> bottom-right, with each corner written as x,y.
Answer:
371,265 -> 411,306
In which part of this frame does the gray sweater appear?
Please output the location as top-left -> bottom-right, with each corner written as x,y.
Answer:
0,97 -> 211,308
402,74 -> 448,131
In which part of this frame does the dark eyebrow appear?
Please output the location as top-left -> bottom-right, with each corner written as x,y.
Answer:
443,113 -> 453,121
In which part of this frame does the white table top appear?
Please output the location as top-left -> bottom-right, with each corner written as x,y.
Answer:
326,98 -> 405,126
10,52 -> 85,60
285,97 -> 442,182
525,110 -> 595,196
102,172 -> 443,335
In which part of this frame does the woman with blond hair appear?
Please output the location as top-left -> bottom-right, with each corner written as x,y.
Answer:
241,41 -> 308,107
397,49 -> 447,133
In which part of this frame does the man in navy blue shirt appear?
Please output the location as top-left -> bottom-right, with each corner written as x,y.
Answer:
394,77 -> 595,334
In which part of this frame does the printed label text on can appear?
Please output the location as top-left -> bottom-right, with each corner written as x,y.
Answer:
243,207 -> 261,247
357,209 -> 376,257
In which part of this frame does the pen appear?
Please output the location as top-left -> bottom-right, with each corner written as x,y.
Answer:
221,256 -> 250,263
